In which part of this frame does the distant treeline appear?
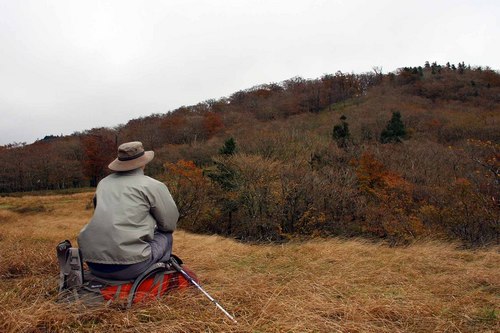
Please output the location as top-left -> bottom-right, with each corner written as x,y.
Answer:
1,63 -> 499,246
0,70 -> 381,192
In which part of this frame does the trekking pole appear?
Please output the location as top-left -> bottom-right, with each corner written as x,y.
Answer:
169,258 -> 237,324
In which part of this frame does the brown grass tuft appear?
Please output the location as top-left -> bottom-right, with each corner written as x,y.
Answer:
0,193 -> 499,332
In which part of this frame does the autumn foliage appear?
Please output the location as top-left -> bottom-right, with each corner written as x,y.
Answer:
162,160 -> 218,232
355,153 -> 424,243
80,132 -> 115,186
1,62 -> 499,246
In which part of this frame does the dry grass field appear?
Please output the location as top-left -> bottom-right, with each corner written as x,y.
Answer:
0,192 -> 498,332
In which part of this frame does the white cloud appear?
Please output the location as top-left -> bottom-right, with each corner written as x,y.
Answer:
1,0 -> 499,144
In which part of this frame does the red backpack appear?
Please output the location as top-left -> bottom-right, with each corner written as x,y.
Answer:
56,240 -> 197,307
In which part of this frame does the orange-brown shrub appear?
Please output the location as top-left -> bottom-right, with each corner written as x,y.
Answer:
162,160 -> 220,233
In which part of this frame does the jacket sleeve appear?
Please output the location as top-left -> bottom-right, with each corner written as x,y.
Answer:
148,181 -> 179,233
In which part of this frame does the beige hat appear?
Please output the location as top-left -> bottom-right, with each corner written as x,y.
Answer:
108,141 -> 154,172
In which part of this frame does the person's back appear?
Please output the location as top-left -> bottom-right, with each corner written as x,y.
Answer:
77,141 -> 179,280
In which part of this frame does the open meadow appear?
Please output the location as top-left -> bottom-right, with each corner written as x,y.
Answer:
0,192 -> 498,332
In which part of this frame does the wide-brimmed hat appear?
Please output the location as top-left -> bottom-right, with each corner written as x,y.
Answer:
108,141 -> 154,172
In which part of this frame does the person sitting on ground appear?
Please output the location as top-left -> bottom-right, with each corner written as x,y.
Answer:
78,141 -> 179,280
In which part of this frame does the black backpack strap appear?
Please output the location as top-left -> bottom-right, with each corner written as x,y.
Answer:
126,262 -> 169,308
67,248 -> 84,288
56,240 -> 72,291
56,240 -> 84,291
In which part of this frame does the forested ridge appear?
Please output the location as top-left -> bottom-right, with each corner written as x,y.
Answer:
2,62 -> 499,246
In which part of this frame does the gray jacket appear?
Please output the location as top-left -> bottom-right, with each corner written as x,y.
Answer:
77,168 -> 179,264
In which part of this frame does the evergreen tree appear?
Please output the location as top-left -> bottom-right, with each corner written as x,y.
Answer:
219,137 -> 237,155
458,62 -> 465,74
417,66 -> 423,76
380,112 -> 407,143
206,157 -> 239,235
332,115 -> 350,148
207,159 -> 238,191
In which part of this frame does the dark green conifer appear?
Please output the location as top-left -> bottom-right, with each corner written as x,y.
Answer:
219,137 -> 237,155
332,115 -> 350,148
380,111 -> 407,143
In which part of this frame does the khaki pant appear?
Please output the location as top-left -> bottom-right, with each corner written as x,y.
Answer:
87,231 -> 173,280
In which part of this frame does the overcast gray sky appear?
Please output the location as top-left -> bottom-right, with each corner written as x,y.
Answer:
1,0 -> 498,145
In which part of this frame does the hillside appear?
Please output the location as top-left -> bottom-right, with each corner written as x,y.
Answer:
0,193 -> 498,332
1,62 -> 499,246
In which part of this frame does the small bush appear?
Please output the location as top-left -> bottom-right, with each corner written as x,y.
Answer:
11,204 -> 50,214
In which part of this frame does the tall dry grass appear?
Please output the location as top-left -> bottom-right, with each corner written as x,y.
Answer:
0,193 -> 498,332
